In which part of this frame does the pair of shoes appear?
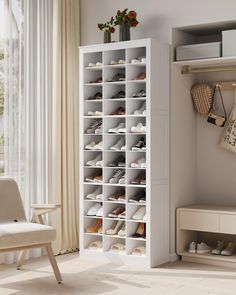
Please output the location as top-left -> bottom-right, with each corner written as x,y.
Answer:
109,242 -> 125,253
212,241 -> 234,256
110,107 -> 125,116
132,223 -> 146,239
131,123 -> 146,133
88,62 -> 103,67
110,59 -> 125,65
131,56 -> 146,64
109,169 -> 125,184
87,92 -> 102,100
90,77 -> 103,83
85,141 -> 103,150
86,219 -> 103,234
85,119 -> 102,134
129,190 -> 146,203
132,206 -> 146,220
88,240 -> 103,250
87,110 -> 103,116
111,90 -> 125,99
107,73 -> 125,82
134,72 -> 146,80
85,172 -> 102,183
131,246 -> 146,256
108,156 -> 125,167
108,189 -> 125,202
86,154 -> 103,167
132,89 -> 146,98
133,102 -> 146,116
87,203 -> 103,217
110,137 -> 125,150
86,187 -> 102,200
108,207 -> 125,219
130,172 -> 146,185
132,137 -> 146,151
106,220 -> 125,236
131,157 -> 146,168
189,242 -> 212,254
108,122 -> 126,133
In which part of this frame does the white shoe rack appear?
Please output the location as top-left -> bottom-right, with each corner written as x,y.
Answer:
79,39 -> 169,267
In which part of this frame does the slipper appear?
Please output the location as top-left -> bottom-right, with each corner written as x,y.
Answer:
131,246 -> 146,256
109,243 -> 125,253
88,240 -> 102,250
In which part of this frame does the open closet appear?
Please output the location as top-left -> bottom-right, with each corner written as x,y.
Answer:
172,21 -> 236,267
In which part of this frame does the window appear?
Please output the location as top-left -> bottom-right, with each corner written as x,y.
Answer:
0,0 -> 24,184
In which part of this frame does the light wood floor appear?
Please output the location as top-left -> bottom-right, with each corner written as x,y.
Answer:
0,253 -> 236,294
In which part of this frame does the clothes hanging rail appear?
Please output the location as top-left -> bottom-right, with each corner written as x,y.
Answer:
181,65 -> 236,75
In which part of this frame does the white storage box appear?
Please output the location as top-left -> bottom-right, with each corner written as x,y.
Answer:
222,29 -> 236,57
176,42 -> 221,61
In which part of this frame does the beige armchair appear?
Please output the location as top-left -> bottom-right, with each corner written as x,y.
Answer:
0,178 -> 62,283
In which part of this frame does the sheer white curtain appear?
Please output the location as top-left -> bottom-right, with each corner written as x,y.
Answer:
0,0 -> 53,264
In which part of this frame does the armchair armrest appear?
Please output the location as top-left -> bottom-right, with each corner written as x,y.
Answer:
30,204 -> 61,224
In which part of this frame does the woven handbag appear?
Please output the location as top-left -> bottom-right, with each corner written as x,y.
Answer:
191,83 -> 214,116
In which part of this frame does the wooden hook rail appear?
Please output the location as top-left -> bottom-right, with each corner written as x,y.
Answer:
210,81 -> 236,90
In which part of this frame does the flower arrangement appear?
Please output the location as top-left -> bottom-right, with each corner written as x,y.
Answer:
114,8 -> 139,27
98,17 -> 115,33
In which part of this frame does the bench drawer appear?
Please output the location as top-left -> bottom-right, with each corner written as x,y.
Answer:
220,215 -> 236,234
179,211 -> 220,232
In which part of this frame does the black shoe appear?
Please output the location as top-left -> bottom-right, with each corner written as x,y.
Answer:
108,156 -> 125,167
111,90 -> 125,99
129,190 -> 146,203
87,92 -> 102,100
132,137 -> 145,151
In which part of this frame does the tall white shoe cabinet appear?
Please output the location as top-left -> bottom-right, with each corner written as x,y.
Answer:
79,39 -> 169,267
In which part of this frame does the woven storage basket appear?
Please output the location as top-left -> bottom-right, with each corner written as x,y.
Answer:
191,83 -> 214,116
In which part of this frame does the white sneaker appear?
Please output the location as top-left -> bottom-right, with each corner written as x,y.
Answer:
131,157 -> 146,168
85,141 -> 96,150
196,242 -> 212,254
87,203 -> 102,216
94,141 -> 103,150
96,206 -> 103,217
86,154 -> 102,166
96,160 -> 103,167
188,241 -> 197,253
212,241 -> 224,255
108,122 -> 125,133
133,102 -> 146,115
86,187 -> 102,200
110,138 -> 125,150
131,123 -> 146,133
121,145 -> 126,150
221,242 -> 234,256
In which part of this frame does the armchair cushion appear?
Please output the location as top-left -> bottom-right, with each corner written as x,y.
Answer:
0,222 -> 56,250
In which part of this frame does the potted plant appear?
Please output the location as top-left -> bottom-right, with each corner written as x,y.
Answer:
115,9 -> 139,41
98,17 -> 115,43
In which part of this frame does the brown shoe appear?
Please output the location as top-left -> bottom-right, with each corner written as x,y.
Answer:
135,72 -> 146,80
86,219 -> 102,233
108,207 -> 124,218
110,107 -> 125,116
90,77 -> 103,83
130,173 -> 146,185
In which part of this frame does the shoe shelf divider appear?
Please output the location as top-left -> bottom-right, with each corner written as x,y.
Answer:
177,205 -> 236,268
79,39 -> 169,267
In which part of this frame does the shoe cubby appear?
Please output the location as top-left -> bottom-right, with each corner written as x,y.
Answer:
103,100 -> 125,116
126,83 -> 146,99
80,39 -> 169,267
103,84 -> 125,100
126,47 -> 146,64
103,185 -> 126,202
126,239 -> 146,256
103,49 -> 126,66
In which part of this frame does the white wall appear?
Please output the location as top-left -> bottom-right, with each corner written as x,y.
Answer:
80,0 -> 236,259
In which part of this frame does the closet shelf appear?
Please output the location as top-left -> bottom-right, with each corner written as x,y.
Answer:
173,56 -> 236,74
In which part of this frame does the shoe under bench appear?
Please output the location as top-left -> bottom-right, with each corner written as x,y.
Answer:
177,204 -> 236,268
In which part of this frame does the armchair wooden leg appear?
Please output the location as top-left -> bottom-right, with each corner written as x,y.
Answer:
17,250 -> 27,269
45,243 -> 62,283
